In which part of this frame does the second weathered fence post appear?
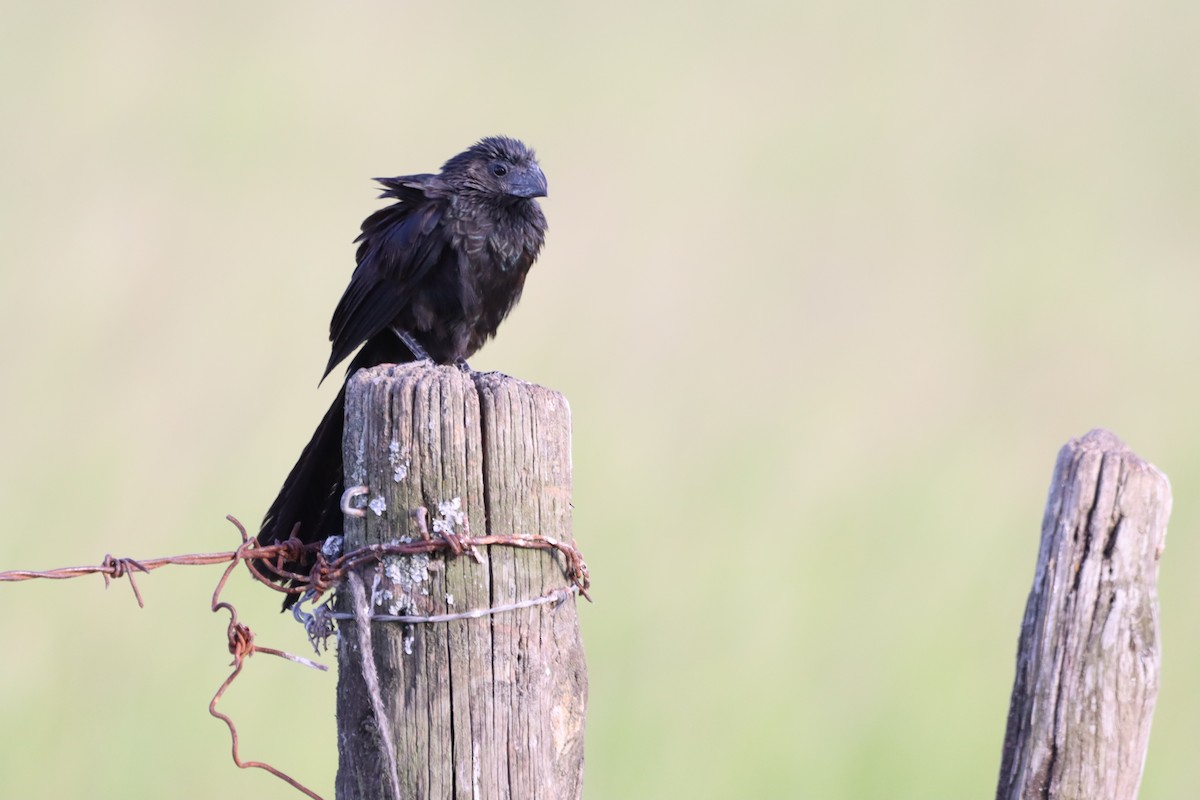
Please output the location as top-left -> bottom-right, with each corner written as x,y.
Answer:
995,428 -> 1170,800
335,363 -> 587,800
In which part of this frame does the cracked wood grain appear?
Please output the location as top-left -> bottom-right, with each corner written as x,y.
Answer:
996,429 -> 1170,800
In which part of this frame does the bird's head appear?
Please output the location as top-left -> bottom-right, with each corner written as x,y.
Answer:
444,136 -> 548,201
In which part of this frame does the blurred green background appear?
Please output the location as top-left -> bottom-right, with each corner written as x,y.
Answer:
2,1 -> 1198,797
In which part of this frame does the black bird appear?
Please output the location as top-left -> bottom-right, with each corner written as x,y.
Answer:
257,137 -> 548,594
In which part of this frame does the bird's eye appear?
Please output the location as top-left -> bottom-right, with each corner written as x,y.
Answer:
491,163 -> 509,177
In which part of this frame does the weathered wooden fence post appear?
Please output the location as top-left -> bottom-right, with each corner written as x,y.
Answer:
995,429 -> 1170,800
335,363 -> 587,800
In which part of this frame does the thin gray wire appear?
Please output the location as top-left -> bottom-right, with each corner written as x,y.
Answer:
345,570 -> 403,800
328,585 -> 578,623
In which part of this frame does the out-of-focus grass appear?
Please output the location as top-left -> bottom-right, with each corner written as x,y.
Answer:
1,2 -> 1198,797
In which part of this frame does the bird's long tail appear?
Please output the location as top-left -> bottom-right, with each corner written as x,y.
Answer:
255,382 -> 347,596
257,335 -> 416,605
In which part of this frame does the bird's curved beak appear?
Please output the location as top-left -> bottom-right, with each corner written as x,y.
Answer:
511,165 -> 548,199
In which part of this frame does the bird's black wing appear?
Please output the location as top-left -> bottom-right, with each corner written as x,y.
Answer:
323,175 -> 451,379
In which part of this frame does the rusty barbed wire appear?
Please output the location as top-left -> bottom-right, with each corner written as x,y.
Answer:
0,510 -> 591,800
0,516 -> 329,798
207,517 -> 326,799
